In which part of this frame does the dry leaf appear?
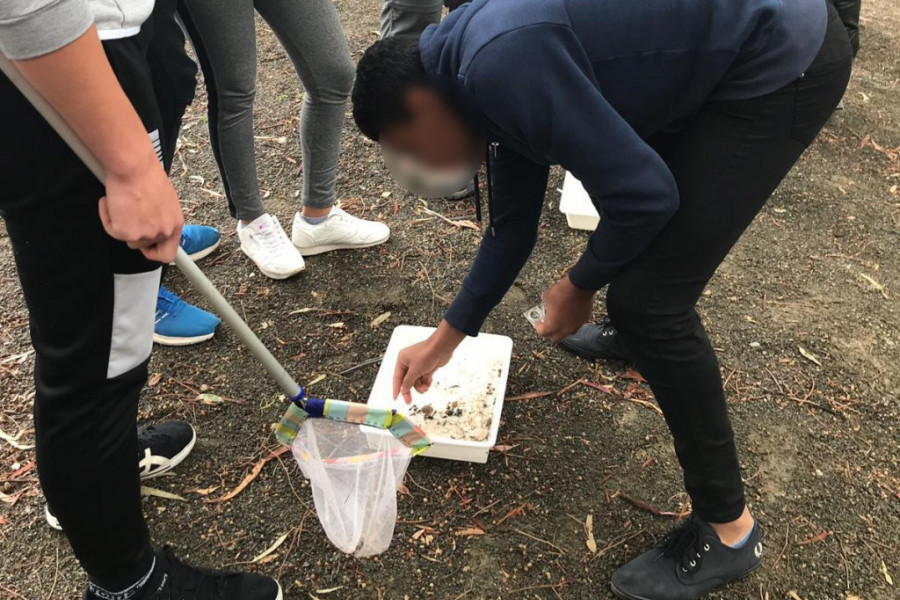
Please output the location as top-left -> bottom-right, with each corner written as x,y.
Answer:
491,444 -> 519,453
0,428 -> 34,450
315,587 -> 343,594
858,273 -> 890,299
622,369 -> 646,382
208,446 -> 289,503
186,486 -> 220,496
455,527 -> 486,537
798,531 -> 832,545
307,374 -> 327,387
788,592 -> 806,600
252,532 -> 289,563
255,554 -> 279,565
141,486 -> 186,501
882,560 -> 894,585
148,372 -> 162,386
585,514 -> 598,553
505,391 -> 554,402
798,346 -> 822,366
7,461 -> 35,479
327,322 -> 345,328
370,311 -> 391,328
197,393 -> 224,406
0,516 -> 10,525
0,490 -> 21,505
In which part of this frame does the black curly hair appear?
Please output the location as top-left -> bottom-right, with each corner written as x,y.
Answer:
351,37 -> 429,142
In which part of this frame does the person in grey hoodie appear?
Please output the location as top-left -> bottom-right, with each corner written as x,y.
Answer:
0,2 -> 281,599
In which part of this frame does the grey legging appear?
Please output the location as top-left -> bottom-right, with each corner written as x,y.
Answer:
179,0 -> 355,219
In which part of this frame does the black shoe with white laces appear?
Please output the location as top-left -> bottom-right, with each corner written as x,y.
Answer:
137,421 -> 197,480
611,516 -> 763,600
560,317 -> 631,362
46,422 -> 196,530
83,546 -> 282,600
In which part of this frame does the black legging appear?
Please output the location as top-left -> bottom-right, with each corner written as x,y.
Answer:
602,6 -> 852,522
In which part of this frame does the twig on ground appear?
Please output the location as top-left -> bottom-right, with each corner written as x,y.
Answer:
339,357 -> 382,376
512,528 -> 567,555
612,491 -> 682,518
506,581 -> 569,595
506,391 -> 555,402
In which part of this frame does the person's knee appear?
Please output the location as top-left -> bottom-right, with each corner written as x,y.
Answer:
218,83 -> 256,116
308,57 -> 355,103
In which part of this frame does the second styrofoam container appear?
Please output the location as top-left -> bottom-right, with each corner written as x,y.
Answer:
559,171 -> 599,231
366,325 -> 512,463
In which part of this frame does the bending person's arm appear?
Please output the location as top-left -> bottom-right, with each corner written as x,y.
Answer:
1,12 -> 183,262
393,145 -> 549,402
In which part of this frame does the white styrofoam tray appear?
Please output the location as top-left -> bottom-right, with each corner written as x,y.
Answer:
559,171 -> 599,231
366,325 -> 512,463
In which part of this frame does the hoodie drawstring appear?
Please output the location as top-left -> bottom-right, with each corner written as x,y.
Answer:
473,143 -> 497,237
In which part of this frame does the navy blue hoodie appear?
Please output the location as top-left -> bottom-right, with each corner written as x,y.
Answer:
420,0 -> 827,336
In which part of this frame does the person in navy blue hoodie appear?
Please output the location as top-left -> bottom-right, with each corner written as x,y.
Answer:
352,1 -> 851,597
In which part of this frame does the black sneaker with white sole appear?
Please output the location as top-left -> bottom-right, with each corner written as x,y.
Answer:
137,421 -> 197,480
83,546 -> 282,600
46,422 -> 196,530
560,317 -> 631,362
611,516 -> 763,600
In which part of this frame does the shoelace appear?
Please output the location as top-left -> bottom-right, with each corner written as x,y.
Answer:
596,317 -> 617,337
253,219 -> 291,254
161,547 -> 229,599
660,519 -> 710,574
156,288 -> 186,321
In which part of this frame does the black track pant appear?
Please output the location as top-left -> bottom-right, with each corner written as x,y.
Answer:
0,10 -> 195,589
602,6 -> 852,522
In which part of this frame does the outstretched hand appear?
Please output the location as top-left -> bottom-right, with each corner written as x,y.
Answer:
392,321 -> 466,403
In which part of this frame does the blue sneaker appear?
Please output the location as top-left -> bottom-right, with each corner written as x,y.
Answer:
180,225 -> 221,261
154,285 -> 221,346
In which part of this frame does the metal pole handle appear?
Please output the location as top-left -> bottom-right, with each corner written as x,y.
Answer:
0,54 -> 301,399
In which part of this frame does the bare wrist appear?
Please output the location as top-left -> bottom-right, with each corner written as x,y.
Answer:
429,320 -> 465,354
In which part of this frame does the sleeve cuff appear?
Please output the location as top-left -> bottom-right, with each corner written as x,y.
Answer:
0,0 -> 92,60
443,286 -> 494,337
568,249 -> 613,291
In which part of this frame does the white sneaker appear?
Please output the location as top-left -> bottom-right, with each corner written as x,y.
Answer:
238,214 -> 306,279
291,207 -> 391,256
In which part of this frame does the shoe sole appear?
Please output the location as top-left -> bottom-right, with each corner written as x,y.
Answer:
609,561 -> 763,600
141,424 -> 197,481
45,505 -> 62,531
153,331 -> 216,346
45,426 -> 197,530
274,582 -> 284,600
295,236 -> 390,257
168,238 -> 221,265
240,244 -> 305,279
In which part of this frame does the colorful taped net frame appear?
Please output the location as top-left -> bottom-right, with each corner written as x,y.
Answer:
275,388 -> 433,455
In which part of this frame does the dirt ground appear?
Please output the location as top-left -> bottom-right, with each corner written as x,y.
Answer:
1,1 -> 898,599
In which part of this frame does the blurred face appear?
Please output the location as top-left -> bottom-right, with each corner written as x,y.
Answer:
380,86 -> 484,170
